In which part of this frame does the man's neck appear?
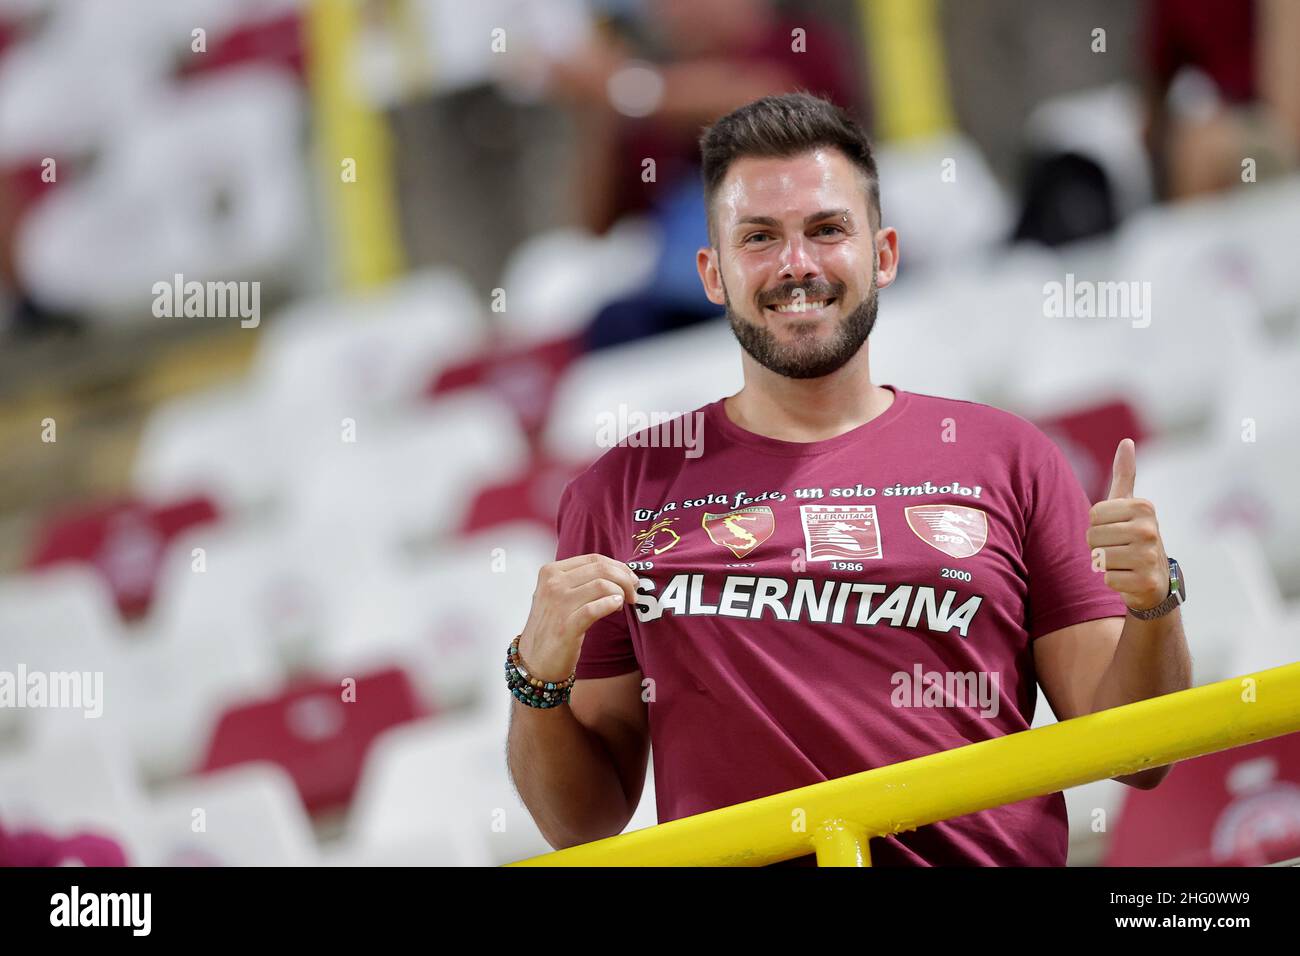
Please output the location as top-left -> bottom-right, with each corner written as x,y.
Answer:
723,351 -> 893,443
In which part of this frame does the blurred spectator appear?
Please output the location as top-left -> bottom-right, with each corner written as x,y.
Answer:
1142,0 -> 1300,200
536,0 -> 866,349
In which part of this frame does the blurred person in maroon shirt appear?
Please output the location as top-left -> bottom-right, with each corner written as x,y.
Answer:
536,0 -> 867,349
1142,0 -> 1300,199
544,0 -> 866,232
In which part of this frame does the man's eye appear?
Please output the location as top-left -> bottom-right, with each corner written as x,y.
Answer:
815,224 -> 844,236
744,232 -> 772,243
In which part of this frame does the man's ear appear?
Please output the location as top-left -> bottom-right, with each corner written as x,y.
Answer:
874,226 -> 900,290
697,246 -> 727,306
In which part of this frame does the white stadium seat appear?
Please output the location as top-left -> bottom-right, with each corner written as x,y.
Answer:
252,268 -> 487,419
543,318 -> 743,465
127,762 -> 317,866
347,714 -> 548,866
1117,176 -> 1300,337
0,730 -> 143,839
0,0 -> 170,163
284,389 -> 529,551
1007,255 -> 1265,434
149,518 -> 382,674
313,522 -> 557,713
494,219 -> 660,345
1206,346 -> 1300,597
132,382 -> 280,512
404,0 -> 593,97
135,270 -> 489,513
0,566 -> 123,747
873,245 -> 1059,407
16,66 -> 308,321
872,131 -> 1013,273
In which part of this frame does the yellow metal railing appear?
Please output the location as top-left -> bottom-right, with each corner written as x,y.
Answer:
508,662 -> 1300,866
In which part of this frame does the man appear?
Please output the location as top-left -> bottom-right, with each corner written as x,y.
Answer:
506,92 -> 1193,866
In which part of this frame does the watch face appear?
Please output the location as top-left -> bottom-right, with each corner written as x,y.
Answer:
1169,558 -> 1185,601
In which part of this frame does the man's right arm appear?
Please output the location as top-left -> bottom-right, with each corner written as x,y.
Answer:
504,553 -> 649,850
507,668 -> 649,850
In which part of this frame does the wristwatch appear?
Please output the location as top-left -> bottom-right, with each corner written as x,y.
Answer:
1128,557 -> 1186,620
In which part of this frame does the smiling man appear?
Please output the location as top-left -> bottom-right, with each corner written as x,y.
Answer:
506,92 -> 1193,866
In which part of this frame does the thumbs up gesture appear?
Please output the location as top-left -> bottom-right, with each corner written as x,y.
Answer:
1086,439 -> 1171,612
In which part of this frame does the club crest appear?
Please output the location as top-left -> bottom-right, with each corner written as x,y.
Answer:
905,505 -> 988,558
798,505 -> 883,561
702,506 -> 775,559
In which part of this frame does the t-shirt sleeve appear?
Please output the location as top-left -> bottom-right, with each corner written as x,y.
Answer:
553,477 -> 640,679
1021,433 -> 1129,640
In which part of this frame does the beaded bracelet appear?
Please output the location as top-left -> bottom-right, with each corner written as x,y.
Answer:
505,634 -> 577,708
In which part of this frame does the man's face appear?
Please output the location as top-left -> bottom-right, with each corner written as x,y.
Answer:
697,147 -> 895,380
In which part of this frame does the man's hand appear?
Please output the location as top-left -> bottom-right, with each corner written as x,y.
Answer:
517,554 -> 642,683
1086,438 -> 1171,612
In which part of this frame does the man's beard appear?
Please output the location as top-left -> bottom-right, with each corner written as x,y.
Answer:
722,267 -> 879,380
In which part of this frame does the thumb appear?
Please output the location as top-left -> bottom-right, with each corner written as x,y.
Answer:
1108,438 -> 1136,500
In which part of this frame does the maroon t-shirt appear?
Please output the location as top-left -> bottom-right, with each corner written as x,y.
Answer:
554,385 -> 1126,865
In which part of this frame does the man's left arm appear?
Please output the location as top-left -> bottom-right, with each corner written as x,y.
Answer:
1033,438 -> 1193,789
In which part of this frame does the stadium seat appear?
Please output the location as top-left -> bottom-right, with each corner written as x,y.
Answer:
1206,345 -> 1300,597
26,494 -> 221,618
252,268 -> 487,422
458,454 -> 585,535
129,762 -> 318,866
0,565 -> 123,746
1117,176 -> 1300,338
1009,258 -> 1264,435
108,611 -> 282,779
872,246 -> 1057,407
401,0 -> 594,96
1104,736 -> 1300,866
1231,593 -> 1300,680
1165,525 -> 1284,685
871,132 -> 1013,273
176,7 -> 304,81
149,517 -> 385,672
199,666 -> 425,816
132,382 -> 280,512
0,0 -> 168,163
1032,398 -> 1150,504
346,713 -> 551,867
0,729 -> 143,841
284,389 -> 529,552
543,318 -> 742,465
0,817 -> 129,867
312,522 -> 557,713
428,332 -> 583,440
494,219 -> 660,345
16,66 -> 307,319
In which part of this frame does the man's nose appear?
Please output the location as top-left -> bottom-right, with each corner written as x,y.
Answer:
778,235 -> 820,281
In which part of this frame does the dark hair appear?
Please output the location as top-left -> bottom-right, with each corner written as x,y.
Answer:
698,91 -> 880,245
